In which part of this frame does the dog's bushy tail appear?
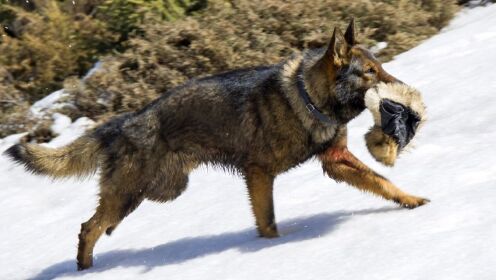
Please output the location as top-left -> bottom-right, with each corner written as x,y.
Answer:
3,136 -> 101,179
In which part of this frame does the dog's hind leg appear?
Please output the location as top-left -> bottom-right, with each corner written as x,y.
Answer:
245,166 -> 279,238
77,184 -> 143,270
105,194 -> 143,236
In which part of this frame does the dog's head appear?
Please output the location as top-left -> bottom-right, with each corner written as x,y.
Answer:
307,19 -> 400,120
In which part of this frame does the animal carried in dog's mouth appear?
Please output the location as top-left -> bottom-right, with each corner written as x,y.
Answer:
364,82 -> 427,166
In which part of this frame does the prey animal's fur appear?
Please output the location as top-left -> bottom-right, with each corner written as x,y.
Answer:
4,20 -> 429,270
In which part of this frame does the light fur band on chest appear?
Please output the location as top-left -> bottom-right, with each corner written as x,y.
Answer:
280,55 -> 337,143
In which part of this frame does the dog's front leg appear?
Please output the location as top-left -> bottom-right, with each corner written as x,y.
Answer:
319,135 -> 429,209
245,165 -> 279,238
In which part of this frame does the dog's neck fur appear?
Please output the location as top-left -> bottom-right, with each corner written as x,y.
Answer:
280,52 -> 342,143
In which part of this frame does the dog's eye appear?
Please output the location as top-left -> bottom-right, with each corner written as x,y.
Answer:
365,68 -> 376,74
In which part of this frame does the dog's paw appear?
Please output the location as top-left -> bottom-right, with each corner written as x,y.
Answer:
394,195 -> 430,209
258,225 -> 280,238
77,260 -> 93,271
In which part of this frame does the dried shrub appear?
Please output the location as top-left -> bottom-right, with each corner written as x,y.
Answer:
0,2 -> 118,101
65,0 -> 458,123
97,0 -> 206,41
0,67 -> 33,138
1,0 -> 460,140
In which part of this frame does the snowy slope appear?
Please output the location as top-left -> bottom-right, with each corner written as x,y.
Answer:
1,5 -> 496,280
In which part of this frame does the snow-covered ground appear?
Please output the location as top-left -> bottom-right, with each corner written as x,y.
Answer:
1,5 -> 496,280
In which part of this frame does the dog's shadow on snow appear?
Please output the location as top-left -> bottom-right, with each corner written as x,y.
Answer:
29,207 -> 400,280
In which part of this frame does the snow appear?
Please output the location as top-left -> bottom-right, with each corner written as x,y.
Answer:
1,5 -> 496,280
28,60 -> 101,120
45,117 -> 95,148
370,41 -> 388,54
0,132 -> 28,151
83,61 -> 102,81
50,113 -> 72,136
30,90 -> 68,117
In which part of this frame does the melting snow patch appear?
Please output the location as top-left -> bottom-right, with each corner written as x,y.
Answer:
0,132 -> 28,152
30,89 -> 68,117
370,42 -> 388,54
50,113 -> 72,135
45,117 -> 95,148
83,61 -> 102,80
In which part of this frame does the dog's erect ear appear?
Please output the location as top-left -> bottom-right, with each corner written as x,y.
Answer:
325,27 -> 348,66
344,18 -> 356,46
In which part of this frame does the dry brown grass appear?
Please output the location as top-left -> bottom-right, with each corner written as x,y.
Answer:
1,0 -> 459,141
0,2 -> 117,102
0,67 -> 33,138
65,0 -> 458,124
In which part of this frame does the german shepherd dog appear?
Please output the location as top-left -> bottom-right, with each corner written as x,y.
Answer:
4,20 -> 429,270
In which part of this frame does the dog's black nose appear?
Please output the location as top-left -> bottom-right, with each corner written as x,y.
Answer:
380,99 -> 420,149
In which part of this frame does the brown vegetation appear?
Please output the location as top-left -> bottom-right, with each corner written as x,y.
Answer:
0,1 -> 117,101
0,67 -> 33,138
65,0 -> 458,124
1,0 -> 459,140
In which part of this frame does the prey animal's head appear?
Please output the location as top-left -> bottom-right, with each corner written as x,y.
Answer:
305,19 -> 400,121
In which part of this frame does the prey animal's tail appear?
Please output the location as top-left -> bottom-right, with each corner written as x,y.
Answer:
3,136 -> 101,179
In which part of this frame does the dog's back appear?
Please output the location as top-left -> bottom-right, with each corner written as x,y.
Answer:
4,61 -> 314,197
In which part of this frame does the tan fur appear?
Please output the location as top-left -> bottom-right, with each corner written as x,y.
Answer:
245,165 -> 278,238
364,126 -> 398,166
78,184 -> 144,269
364,82 -> 427,163
320,128 -> 428,208
280,55 -> 338,143
20,137 -> 100,178
365,82 -> 426,125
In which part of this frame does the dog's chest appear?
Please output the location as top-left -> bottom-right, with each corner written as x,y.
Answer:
262,123 -> 337,174
310,124 -> 338,144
